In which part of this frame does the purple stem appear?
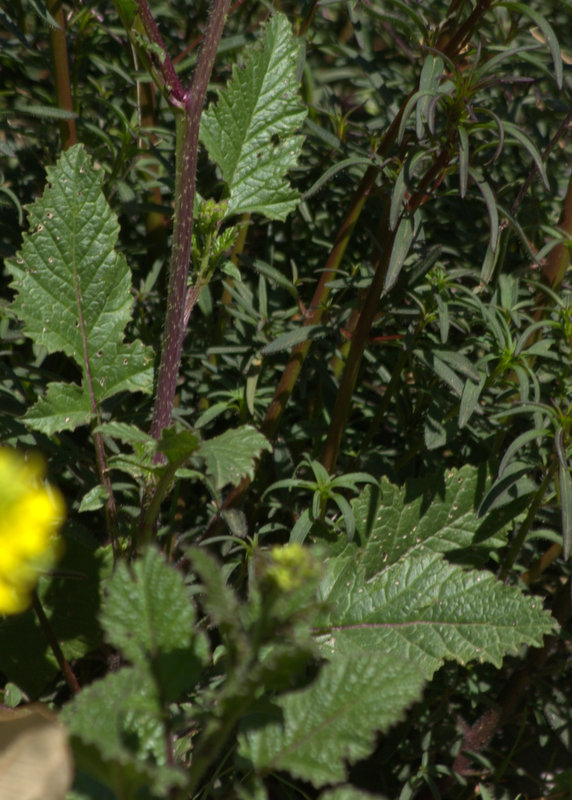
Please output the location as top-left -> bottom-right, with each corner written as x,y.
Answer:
134,0 -> 187,104
150,0 -> 231,440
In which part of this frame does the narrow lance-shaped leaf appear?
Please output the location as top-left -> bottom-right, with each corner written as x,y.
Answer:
260,324 -> 328,356
200,13 -> 307,221
416,54 -> 444,137
468,166 -> 499,253
555,430 -> 572,560
5,144 -> 154,435
458,125 -> 469,198
384,216 -> 413,291
498,1 -> 563,90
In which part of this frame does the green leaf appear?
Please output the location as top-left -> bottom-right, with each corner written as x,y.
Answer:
78,484 -> 108,512
290,507 -> 314,543
25,0 -> 60,29
237,653 -> 424,787
352,465 -> 508,572
94,421 -> 156,446
22,383 -> 92,435
302,156 -> 373,202
384,215 -> 414,291
247,258 -> 298,298
316,552 -> 557,679
157,427 -> 201,465
199,425 -> 272,490
417,54 -> 444,137
261,324 -> 327,355
62,666 -> 187,795
458,125 -> 469,197
13,103 -> 77,119
498,2 -> 563,90
468,168 -> 498,253
200,13 -> 307,220
498,428 -> 550,476
319,788 -> 384,800
100,548 -> 207,700
5,144 -> 154,434
459,374 -> 486,428
555,430 -> 572,560
501,120 -> 549,190
187,547 -> 242,630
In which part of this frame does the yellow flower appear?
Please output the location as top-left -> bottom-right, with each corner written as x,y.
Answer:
0,449 -> 64,614
266,543 -> 320,592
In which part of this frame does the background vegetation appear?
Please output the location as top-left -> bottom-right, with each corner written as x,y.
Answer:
1,0 -> 572,798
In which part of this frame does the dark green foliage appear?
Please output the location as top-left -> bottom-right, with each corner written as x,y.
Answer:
1,1 -> 572,798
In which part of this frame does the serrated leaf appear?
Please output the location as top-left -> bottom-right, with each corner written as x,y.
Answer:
200,13 -> 307,220
63,667 -> 159,764
78,484 -> 108,512
238,654 -> 424,787
26,0 -> 60,29
199,425 -> 272,490
62,666 -> 186,795
22,382 -> 92,435
352,465 -> 508,573
316,552 -> 557,679
94,421 -> 156,446
157,427 -> 201,465
100,548 -> 207,699
5,144 -> 154,434
187,547 -> 241,631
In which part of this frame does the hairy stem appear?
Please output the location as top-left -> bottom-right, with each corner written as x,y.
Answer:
133,0 -> 186,103
150,0 -> 231,440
